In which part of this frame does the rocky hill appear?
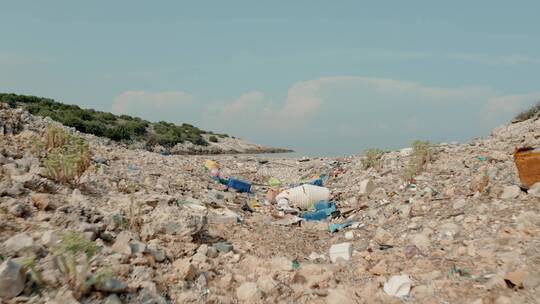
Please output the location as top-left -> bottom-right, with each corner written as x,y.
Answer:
0,102 -> 539,303
0,93 -> 292,155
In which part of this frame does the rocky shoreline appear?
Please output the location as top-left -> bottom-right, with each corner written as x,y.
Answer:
1,103 -> 539,303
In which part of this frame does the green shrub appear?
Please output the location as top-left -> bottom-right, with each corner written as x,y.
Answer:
105,125 -> 131,141
209,135 -> 218,143
1,93 -> 214,148
513,101 -> 540,123
362,148 -> 384,170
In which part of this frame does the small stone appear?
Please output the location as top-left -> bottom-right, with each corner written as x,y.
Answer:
500,185 -> 521,199
8,202 -> 26,217
4,232 -> 35,255
147,246 -> 166,263
410,233 -> 430,251
369,260 -> 387,276
52,287 -> 80,304
197,244 -> 209,256
95,277 -> 129,293
130,240 -> 147,255
326,288 -> 356,304
173,258 -> 198,281
329,242 -> 352,263
236,282 -> 262,302
112,231 -> 133,256
104,294 -> 123,304
495,296 -> 512,304
452,198 -> 467,209
257,275 -> 277,294
383,274 -> 412,298
31,193 -> 54,210
271,257 -> 293,272
206,246 -> 219,258
41,230 -> 60,247
191,252 -> 207,264
0,259 -> 25,299
528,182 -> 540,198
214,241 -> 233,253
505,270 -> 528,288
374,227 -> 393,245
344,231 -> 354,240
485,275 -> 507,290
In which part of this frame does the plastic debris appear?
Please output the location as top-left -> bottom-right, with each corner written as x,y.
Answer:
329,221 -> 356,233
292,260 -> 300,270
228,178 -> 252,193
359,179 -> 375,195
303,201 -> 337,221
275,184 -> 331,210
204,159 -> 220,171
514,147 -> 540,187
329,242 -> 352,263
268,177 -> 282,187
383,274 -> 412,298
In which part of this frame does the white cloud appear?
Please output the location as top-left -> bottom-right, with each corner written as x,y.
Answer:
112,78 -> 540,155
448,53 -> 540,66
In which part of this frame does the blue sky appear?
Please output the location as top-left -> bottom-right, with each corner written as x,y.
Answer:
1,1 -> 539,155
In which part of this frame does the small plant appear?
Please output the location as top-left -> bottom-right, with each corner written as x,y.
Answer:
46,124 -> 70,150
22,256 -> 44,287
43,126 -> 92,184
513,100 -> 540,123
362,148 -> 384,170
209,135 -> 218,143
401,140 -> 433,182
53,231 -> 102,299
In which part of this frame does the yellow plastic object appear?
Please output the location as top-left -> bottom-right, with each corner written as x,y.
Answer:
204,160 -> 220,171
268,177 -> 282,187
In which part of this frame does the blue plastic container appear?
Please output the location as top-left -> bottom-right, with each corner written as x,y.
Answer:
303,201 -> 336,221
227,178 -> 252,193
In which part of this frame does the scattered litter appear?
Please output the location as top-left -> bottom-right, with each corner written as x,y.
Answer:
228,178 -> 252,193
275,184 -> 331,210
329,221 -> 356,233
514,147 -> 540,187
329,242 -> 352,263
303,201 -> 337,221
292,260 -> 300,270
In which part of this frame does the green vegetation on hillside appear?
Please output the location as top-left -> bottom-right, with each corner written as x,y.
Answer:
0,93 -> 226,147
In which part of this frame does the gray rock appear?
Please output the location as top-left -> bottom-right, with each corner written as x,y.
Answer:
4,232 -> 35,255
214,241 -> 233,253
528,182 -> 540,198
95,277 -> 129,293
500,185 -> 521,199
140,205 -> 206,239
236,282 -> 262,302
104,294 -> 123,304
0,259 -> 25,299
112,231 -> 133,256
206,246 -> 219,258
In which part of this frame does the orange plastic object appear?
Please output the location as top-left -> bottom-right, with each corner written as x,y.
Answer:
514,147 -> 540,187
